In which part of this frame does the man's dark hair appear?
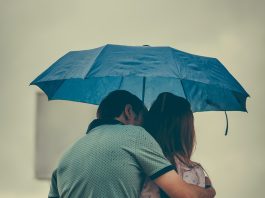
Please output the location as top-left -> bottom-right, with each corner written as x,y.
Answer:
97,90 -> 147,119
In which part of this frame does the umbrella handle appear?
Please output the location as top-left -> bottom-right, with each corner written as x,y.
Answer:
225,111 -> 229,136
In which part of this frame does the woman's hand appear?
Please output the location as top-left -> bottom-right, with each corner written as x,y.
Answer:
205,177 -> 216,197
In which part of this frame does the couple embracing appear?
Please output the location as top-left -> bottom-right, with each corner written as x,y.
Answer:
49,90 -> 216,198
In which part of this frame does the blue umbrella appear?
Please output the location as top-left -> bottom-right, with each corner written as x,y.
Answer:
31,44 -> 249,113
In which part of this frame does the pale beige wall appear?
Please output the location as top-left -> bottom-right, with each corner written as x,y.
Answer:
0,0 -> 264,197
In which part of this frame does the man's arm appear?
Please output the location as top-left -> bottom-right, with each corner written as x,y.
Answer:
154,170 -> 216,198
48,169 -> 60,198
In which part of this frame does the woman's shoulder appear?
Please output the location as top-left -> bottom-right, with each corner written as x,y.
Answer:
174,156 -> 204,170
174,157 -> 206,187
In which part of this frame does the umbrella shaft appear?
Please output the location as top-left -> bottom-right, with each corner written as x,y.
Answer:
142,77 -> 146,103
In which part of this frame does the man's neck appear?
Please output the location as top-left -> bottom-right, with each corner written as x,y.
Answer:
115,115 -> 127,125
86,118 -> 123,133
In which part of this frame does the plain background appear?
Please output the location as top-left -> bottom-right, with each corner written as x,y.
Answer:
0,0 -> 264,197
34,93 -> 97,179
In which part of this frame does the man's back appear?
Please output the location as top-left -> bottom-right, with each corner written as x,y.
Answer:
49,124 -> 172,198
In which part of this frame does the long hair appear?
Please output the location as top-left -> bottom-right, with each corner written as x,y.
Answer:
145,92 -> 196,168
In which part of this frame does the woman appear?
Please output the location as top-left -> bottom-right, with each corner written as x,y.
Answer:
141,92 -> 214,198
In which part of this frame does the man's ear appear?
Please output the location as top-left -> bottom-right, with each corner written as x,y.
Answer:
124,104 -> 133,120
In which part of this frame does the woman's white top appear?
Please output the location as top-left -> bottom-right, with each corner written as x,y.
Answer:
175,157 -> 205,188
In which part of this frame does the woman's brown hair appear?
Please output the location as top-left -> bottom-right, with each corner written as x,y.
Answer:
144,92 -> 196,168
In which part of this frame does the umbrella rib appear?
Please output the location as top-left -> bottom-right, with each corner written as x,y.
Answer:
30,52 -> 72,84
181,78 -> 249,97
142,77 -> 146,102
84,45 -> 107,79
169,48 -> 182,78
118,76 -> 124,90
180,79 -> 188,100
48,79 -> 67,100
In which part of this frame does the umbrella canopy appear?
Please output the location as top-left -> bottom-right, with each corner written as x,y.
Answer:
31,44 -> 249,112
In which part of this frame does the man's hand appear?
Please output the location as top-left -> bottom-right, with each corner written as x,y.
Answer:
154,170 -> 216,198
204,186 -> 216,198
205,177 -> 216,197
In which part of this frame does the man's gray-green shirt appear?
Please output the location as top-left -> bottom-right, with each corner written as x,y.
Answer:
49,124 -> 173,198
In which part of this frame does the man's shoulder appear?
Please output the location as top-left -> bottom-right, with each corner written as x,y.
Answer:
121,124 -> 146,131
100,124 -> 145,132
117,125 -> 150,136
121,125 -> 158,145
91,124 -> 155,144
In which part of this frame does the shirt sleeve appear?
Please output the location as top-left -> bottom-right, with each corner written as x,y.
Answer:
48,169 -> 60,198
132,127 -> 175,180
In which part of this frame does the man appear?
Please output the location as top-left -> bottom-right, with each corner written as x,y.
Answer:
49,90 -> 215,198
